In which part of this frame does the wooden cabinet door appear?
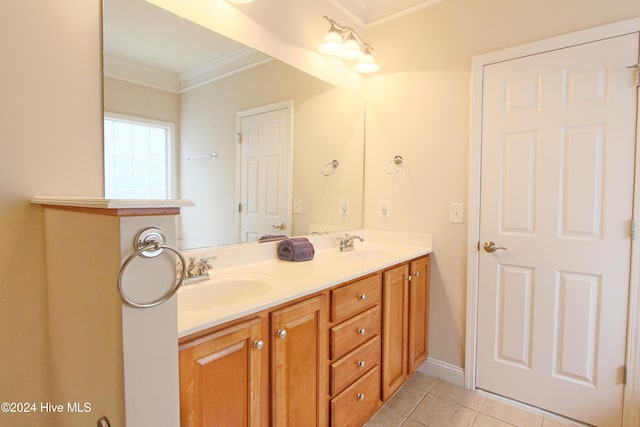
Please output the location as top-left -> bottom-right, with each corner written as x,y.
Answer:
179,318 -> 265,427
408,255 -> 430,373
271,295 -> 327,427
381,263 -> 409,401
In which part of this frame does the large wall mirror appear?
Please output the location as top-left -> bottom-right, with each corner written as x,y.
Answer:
103,0 -> 365,249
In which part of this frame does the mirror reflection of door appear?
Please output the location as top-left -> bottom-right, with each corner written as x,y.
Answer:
237,101 -> 293,242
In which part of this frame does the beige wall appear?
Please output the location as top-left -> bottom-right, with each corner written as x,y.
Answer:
103,76 -> 180,125
364,0 -> 640,368
0,1 -> 103,426
43,210 -> 125,427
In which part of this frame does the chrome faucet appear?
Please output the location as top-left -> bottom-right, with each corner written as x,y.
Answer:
337,233 -> 364,252
178,256 -> 217,284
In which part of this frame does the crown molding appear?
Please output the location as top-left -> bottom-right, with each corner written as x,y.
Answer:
104,48 -> 272,94
366,0 -> 446,28
327,0 -> 367,28
178,48 -> 272,92
328,0 -> 447,28
103,54 -> 180,93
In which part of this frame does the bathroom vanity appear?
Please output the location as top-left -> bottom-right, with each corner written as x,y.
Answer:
176,232 -> 431,426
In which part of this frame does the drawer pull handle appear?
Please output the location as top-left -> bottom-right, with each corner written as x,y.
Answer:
277,329 -> 288,339
253,339 -> 264,350
357,360 -> 366,368
357,328 -> 366,336
357,393 -> 365,401
358,293 -> 366,301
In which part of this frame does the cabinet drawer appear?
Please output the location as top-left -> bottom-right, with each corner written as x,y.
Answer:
330,335 -> 380,395
331,274 -> 381,322
330,365 -> 381,427
331,306 -> 381,359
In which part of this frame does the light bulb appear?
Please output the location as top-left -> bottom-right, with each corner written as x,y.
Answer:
337,33 -> 363,61
318,27 -> 344,55
353,51 -> 380,73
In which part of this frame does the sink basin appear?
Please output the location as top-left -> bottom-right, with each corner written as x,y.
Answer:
179,274 -> 272,311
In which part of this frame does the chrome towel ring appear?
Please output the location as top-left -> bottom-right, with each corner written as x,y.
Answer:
384,155 -> 404,174
117,227 -> 186,308
321,159 -> 339,176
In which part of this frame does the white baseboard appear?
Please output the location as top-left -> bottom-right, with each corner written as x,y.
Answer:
417,357 -> 465,387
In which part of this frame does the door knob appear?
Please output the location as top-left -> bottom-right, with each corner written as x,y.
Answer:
271,222 -> 286,231
483,241 -> 508,253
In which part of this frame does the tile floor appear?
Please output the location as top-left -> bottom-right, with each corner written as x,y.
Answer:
365,373 -> 585,427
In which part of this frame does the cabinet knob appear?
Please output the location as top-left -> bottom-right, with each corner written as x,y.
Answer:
358,293 -> 366,301
276,329 -> 288,339
407,275 -> 412,282
356,393 -> 365,401
253,339 -> 264,350
357,360 -> 366,368
414,271 -> 420,277
357,328 -> 366,336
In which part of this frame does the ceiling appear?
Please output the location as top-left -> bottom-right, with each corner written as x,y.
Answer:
331,0 -> 445,26
103,0 -> 443,92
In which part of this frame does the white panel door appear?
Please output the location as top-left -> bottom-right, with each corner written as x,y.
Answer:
238,105 -> 291,242
477,34 -> 638,426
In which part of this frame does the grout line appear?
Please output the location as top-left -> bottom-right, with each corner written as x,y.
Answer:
478,412 -> 521,427
470,411 -> 480,427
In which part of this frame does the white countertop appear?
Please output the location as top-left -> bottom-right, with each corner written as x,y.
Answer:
31,196 -> 194,209
177,230 -> 432,338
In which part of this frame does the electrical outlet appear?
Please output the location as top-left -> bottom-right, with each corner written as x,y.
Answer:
293,198 -> 303,214
340,199 -> 350,216
379,200 -> 390,218
449,203 -> 464,224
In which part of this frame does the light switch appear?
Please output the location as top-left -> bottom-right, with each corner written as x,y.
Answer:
449,203 -> 464,224
293,198 -> 303,214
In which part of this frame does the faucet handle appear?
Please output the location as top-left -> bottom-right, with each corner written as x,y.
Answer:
200,256 -> 217,270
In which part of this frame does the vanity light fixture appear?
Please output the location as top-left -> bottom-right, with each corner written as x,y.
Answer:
226,0 -> 254,3
318,16 -> 379,74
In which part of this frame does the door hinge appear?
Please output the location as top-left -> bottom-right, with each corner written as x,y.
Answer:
627,64 -> 640,88
623,365 -> 628,385
236,132 -> 242,144
477,241 -> 480,251
632,220 -> 636,240
238,203 -> 242,213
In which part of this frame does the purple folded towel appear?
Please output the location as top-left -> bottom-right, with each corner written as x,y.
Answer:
277,237 -> 315,262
